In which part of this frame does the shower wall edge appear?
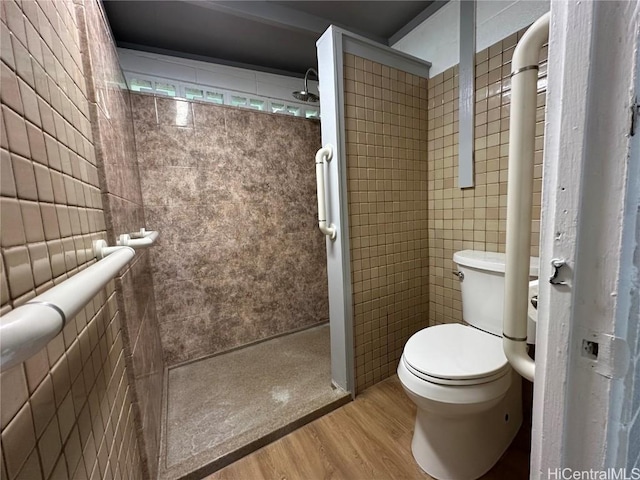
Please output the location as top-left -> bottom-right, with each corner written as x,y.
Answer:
316,25 -> 431,398
317,27 -> 354,396
335,26 -> 431,77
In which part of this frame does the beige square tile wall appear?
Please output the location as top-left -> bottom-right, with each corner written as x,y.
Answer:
344,53 -> 430,394
0,1 -> 143,479
76,2 -> 164,477
427,30 -> 547,326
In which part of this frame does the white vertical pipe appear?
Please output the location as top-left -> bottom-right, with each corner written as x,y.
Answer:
0,247 -> 135,370
316,145 -> 337,240
503,12 -> 550,382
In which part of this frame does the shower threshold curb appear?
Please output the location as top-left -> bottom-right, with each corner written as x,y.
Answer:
159,394 -> 350,480
156,325 -> 351,480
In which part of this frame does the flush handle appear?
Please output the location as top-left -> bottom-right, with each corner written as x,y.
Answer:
452,271 -> 464,280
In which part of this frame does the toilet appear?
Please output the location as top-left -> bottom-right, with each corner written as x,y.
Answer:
397,250 -> 539,480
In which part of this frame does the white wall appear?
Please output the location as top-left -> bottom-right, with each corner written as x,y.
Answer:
117,48 -> 318,103
391,0 -> 550,76
391,1 -> 460,78
476,1 -> 550,53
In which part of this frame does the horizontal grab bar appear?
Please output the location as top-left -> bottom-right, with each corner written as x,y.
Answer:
0,246 -> 135,371
117,229 -> 159,249
128,228 -> 152,239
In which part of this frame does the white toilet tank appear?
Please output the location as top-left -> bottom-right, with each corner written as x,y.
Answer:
453,250 -> 539,338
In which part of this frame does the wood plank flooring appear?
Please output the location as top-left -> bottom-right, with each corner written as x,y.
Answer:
208,375 -> 530,480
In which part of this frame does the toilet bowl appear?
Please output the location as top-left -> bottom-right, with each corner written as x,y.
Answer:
398,250 -> 538,480
398,323 -> 522,480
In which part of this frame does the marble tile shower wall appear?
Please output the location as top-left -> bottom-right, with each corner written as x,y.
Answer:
343,54 -> 430,394
427,29 -> 547,325
131,94 -> 327,365
0,0 -> 143,479
75,1 -> 163,478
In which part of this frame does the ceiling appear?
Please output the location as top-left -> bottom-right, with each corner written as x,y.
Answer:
102,1 -> 438,77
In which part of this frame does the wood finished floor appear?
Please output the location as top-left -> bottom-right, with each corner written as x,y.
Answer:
208,375 -> 530,480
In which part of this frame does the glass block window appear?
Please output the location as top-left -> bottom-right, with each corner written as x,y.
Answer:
129,78 -> 154,93
271,103 -> 286,114
206,91 -> 224,104
249,99 -> 266,111
155,82 -> 177,96
231,96 -> 248,107
124,73 -> 319,118
286,106 -> 301,116
305,109 -> 319,119
185,87 -> 204,100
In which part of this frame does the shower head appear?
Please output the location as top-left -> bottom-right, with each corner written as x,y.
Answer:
293,68 -> 319,103
292,90 -> 319,102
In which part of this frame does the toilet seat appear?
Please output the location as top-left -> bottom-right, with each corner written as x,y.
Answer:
398,355 -> 513,406
404,360 -> 509,386
403,323 -> 510,386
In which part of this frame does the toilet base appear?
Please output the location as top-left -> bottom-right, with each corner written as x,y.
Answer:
410,375 -> 522,480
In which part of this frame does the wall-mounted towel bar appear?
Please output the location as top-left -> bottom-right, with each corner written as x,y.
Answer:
0,245 -> 135,371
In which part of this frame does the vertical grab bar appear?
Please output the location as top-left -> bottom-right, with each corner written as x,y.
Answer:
316,145 -> 337,240
503,12 -> 550,382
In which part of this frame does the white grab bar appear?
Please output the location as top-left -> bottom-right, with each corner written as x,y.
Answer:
316,145 -> 337,240
117,228 -> 159,249
503,12 -> 550,382
0,246 -> 135,371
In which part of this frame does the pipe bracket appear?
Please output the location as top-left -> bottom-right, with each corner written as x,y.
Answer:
25,301 -> 67,324
510,65 -> 540,77
503,332 -> 528,342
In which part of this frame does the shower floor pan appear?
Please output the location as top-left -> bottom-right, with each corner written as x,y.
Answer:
157,323 -> 350,480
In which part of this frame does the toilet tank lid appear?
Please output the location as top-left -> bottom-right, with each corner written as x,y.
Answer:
453,250 -> 539,276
